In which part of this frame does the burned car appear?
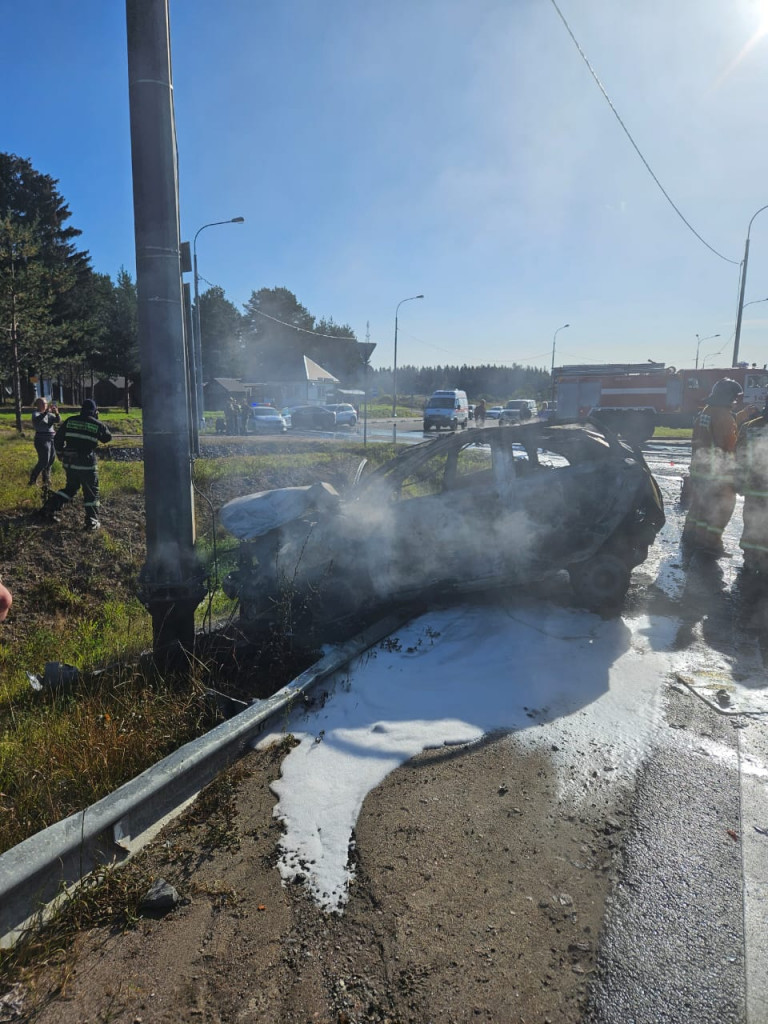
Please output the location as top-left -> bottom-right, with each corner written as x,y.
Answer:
220,421 -> 665,637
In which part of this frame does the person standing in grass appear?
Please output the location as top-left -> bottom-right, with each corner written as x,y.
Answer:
29,397 -> 61,487
42,399 -> 112,532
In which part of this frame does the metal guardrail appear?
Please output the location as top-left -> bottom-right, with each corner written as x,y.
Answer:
0,612 -> 410,948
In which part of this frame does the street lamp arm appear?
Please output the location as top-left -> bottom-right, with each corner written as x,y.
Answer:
193,216 -> 245,256
694,332 -> 720,370
747,204 -> 768,238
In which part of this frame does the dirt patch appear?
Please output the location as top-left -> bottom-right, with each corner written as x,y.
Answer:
25,733 -> 627,1024
0,491 -> 148,656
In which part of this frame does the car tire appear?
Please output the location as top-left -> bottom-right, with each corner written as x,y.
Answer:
569,553 -> 630,611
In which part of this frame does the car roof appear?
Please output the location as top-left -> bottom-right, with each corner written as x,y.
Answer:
357,421 -> 627,491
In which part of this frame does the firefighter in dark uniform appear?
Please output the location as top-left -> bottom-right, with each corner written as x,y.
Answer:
736,401 -> 768,575
43,399 -> 112,531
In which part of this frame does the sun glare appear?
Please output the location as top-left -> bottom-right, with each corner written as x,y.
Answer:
746,0 -> 768,42
713,2 -> 768,88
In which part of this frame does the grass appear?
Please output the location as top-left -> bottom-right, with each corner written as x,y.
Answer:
0,406 -> 144,435
0,663 -> 217,853
0,430 -> 398,862
652,426 -> 692,439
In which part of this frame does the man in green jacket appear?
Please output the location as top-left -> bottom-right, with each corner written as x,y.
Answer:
42,399 -> 112,531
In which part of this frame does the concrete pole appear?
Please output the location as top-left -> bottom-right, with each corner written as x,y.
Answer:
126,0 -> 206,654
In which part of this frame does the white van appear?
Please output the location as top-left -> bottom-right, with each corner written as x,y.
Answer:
499,399 -> 538,425
423,389 -> 470,432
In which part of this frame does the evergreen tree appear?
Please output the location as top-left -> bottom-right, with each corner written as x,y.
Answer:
0,217 -> 71,428
95,267 -> 139,412
0,153 -> 93,425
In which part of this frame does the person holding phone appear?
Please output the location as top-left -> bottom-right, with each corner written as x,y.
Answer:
29,397 -> 61,488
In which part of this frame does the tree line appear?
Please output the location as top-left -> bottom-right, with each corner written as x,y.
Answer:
1,151 -> 551,426
367,364 -> 551,403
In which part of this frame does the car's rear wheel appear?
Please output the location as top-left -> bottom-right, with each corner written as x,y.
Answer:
569,553 -> 630,611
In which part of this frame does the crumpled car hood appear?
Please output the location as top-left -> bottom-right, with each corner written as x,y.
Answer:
219,481 -> 340,540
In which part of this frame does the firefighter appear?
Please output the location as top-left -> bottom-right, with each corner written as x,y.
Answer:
736,401 -> 768,574
682,378 -> 754,556
42,399 -> 112,531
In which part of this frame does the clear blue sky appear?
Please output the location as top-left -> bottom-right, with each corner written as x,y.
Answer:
3,0 -> 768,371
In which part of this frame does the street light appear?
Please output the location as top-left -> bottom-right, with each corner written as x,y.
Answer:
392,294 -> 423,417
193,217 -> 245,428
732,204 -> 768,366
702,346 -> 728,369
550,323 -> 569,406
694,333 -> 719,370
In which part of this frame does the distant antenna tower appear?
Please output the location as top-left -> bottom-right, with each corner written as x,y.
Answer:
365,320 -> 370,345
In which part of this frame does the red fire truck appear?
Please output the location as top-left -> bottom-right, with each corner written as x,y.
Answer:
553,362 -> 768,444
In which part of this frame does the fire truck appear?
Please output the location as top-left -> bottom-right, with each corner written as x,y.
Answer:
553,362 -> 768,444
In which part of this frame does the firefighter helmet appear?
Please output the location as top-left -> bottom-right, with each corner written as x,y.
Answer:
707,378 -> 743,406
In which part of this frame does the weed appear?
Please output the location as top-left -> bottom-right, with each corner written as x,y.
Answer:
27,578 -> 86,615
0,662 -> 218,855
0,860 -> 153,1010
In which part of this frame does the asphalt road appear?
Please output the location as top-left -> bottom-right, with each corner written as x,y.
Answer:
585,440 -> 767,1024
23,428 -> 768,1023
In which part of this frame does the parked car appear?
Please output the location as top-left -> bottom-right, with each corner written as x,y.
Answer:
290,405 -> 337,431
499,399 -> 537,425
221,420 -> 665,638
245,405 -> 287,434
486,406 -> 504,420
325,403 -> 358,428
280,407 -> 295,428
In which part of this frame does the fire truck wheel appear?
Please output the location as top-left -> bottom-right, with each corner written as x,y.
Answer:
569,553 -> 631,611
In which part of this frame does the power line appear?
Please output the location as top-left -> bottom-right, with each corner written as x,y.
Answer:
197,276 -> 359,342
549,0 -> 739,266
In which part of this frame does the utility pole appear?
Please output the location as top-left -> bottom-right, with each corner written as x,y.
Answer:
126,0 -> 206,655
732,204 -> 768,367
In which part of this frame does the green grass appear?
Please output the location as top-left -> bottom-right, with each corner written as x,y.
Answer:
652,426 -> 692,439
0,431 -> 398,861
0,406 -> 144,435
353,400 -> 421,418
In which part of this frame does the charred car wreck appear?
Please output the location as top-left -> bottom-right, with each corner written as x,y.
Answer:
221,421 -> 665,638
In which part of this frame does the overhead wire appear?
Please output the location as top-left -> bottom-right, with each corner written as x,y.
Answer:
548,0 -> 740,266
197,275 -> 361,342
